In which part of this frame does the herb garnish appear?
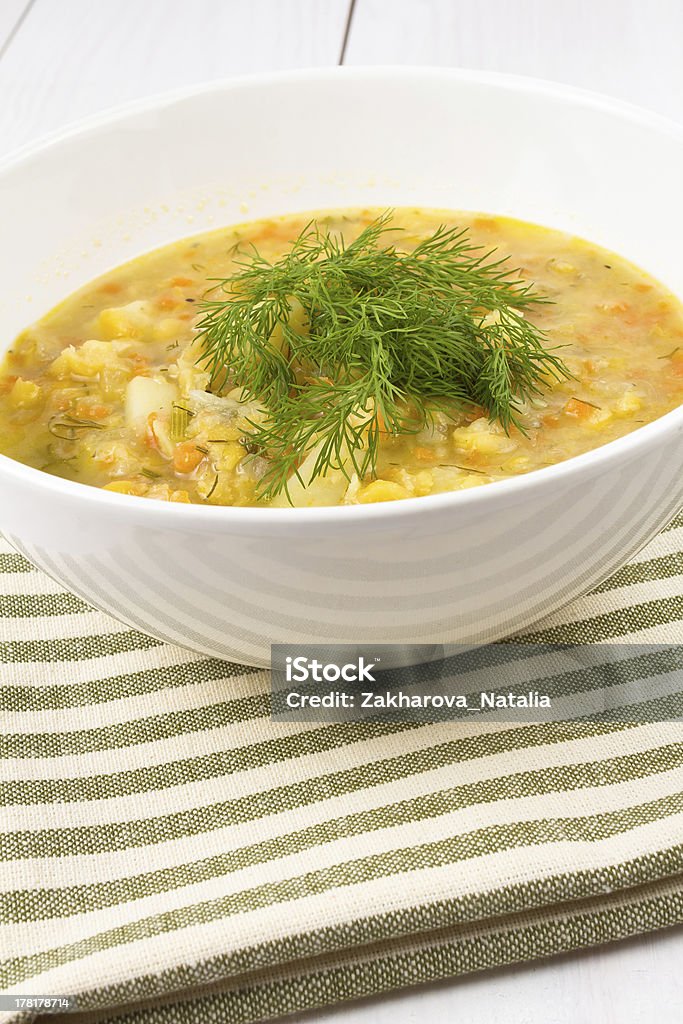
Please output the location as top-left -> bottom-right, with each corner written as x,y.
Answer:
197,212 -> 568,500
570,396 -> 602,410
48,413 -> 105,441
452,464 -> 487,475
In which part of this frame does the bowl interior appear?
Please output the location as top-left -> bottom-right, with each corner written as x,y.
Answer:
2,67 -> 683,348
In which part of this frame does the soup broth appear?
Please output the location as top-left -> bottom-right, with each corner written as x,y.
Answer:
1,208 -> 682,507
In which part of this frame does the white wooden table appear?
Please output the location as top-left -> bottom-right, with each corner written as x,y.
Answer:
2,2 -> 683,1021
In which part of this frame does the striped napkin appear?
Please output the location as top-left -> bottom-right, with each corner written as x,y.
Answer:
2,511 -> 683,1023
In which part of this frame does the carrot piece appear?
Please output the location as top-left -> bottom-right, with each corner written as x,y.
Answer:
75,399 -> 110,420
256,222 -> 284,240
170,276 -> 194,287
173,441 -> 205,474
565,398 -> 597,419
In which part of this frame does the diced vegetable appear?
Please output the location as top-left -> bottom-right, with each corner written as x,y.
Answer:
9,378 -> 41,408
97,301 -> 154,340
125,376 -> 178,432
357,480 -> 410,503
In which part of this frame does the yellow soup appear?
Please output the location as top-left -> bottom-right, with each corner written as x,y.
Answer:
1,208 -> 682,507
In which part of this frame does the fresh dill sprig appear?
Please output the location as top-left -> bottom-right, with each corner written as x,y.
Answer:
196,211 -> 568,501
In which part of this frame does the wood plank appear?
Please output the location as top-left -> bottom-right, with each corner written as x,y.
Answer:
289,923 -> 683,1024
0,0 -> 31,54
0,0 -> 349,155
345,0 -> 683,121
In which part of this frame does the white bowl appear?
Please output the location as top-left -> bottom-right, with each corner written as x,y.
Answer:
1,67 -> 682,666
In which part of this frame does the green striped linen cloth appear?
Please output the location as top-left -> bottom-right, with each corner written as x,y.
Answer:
2,512 -> 683,1023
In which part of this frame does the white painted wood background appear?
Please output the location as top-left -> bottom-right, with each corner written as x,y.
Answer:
1,1 -> 683,1022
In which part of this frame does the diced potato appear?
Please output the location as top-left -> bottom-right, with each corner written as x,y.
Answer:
584,409 -> 613,428
452,417 -> 517,455
412,470 -> 434,497
99,366 -> 131,401
502,455 -> 532,472
49,338 -> 130,379
456,476 -> 490,490
89,439 -> 142,476
423,466 -> 459,492
613,389 -> 642,415
430,466 -> 489,493
388,467 -> 416,494
97,301 -> 153,340
215,441 -> 245,473
98,301 -> 189,343
192,443 -> 256,504
357,479 -> 410,503
269,436 -> 353,508
270,469 -> 349,508
190,417 -> 242,444
125,376 -> 178,432
343,473 -> 362,504
9,378 -> 41,408
176,338 -> 211,393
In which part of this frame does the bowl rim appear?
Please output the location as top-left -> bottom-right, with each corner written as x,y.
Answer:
1,64 -> 682,528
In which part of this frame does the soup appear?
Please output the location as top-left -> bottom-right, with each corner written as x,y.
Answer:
1,208 -> 682,507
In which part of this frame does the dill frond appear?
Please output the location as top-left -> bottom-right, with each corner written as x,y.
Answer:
196,212 -> 568,501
